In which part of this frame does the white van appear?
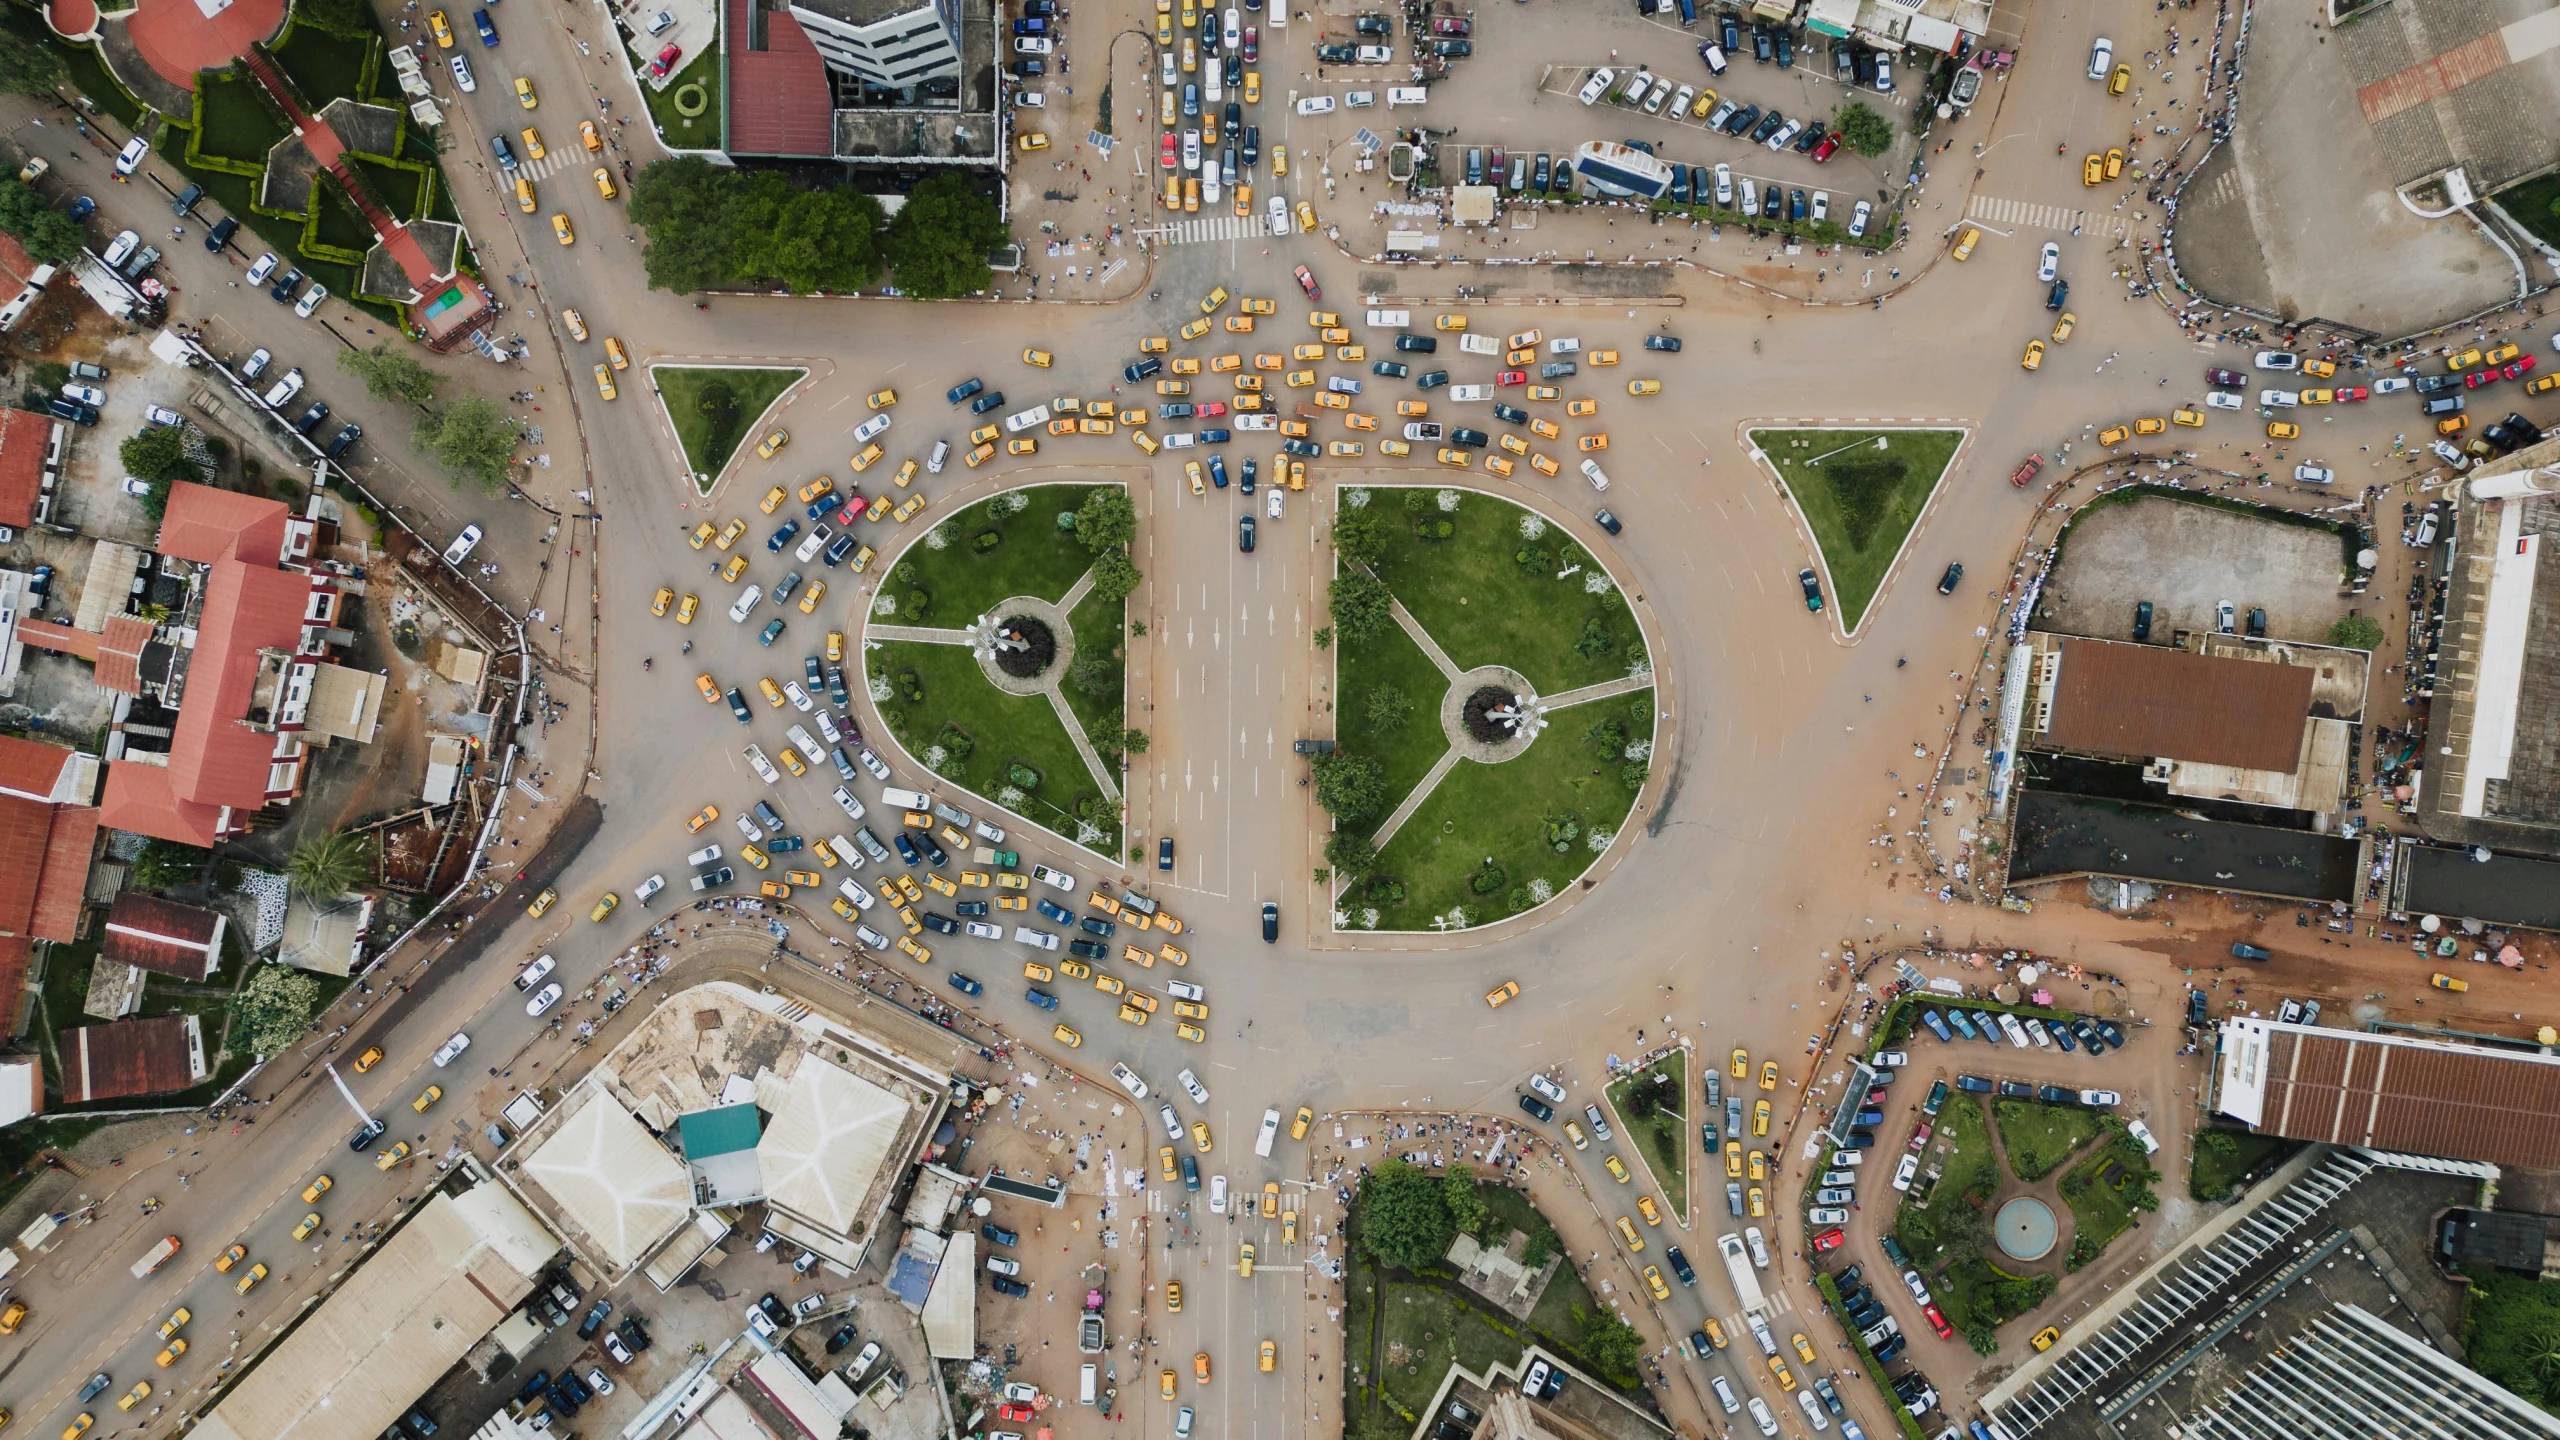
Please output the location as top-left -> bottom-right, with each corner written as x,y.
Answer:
880,786 -> 933,812
1457,333 -> 1500,356
1254,1106 -> 1282,1156
727,585 -> 765,621
836,877 -> 875,910
1700,43 -> 1728,75
1365,308 -> 1411,327
1447,384 -> 1492,402
1343,89 -> 1375,107
1080,1364 -> 1098,1405
1003,404 -> 1052,433
830,833 -> 865,870
1386,85 -> 1428,107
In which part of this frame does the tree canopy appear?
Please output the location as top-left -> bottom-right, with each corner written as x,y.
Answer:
1329,572 -> 1392,644
1311,751 -> 1387,826
882,170 -> 1009,299
0,177 -> 85,263
286,830 -> 376,900
1357,1158 -> 1455,1271
337,343 -> 440,407
2328,614 -> 2385,650
1834,100 -> 1895,158
413,397 -> 520,493
628,158 -> 884,294
0,40 -> 66,98
120,424 -> 204,521
1086,550 -> 1142,603
1332,504 -> 1391,569
1073,490 -> 1138,551
231,964 -> 323,1056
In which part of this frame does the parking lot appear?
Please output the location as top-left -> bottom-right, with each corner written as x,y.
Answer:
2032,490 -> 2357,645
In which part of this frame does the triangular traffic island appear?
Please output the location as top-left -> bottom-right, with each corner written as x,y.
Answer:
650,365 -> 810,494
1748,425 -> 1968,635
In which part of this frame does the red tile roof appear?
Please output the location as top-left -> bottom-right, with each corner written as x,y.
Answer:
0,937 -> 30,1033
156,482 -> 289,567
14,619 -> 99,663
0,796 -> 51,935
100,761 -> 229,847
102,894 -> 224,980
726,0 -> 836,158
95,616 -> 156,696
60,1015 -> 203,1102
172,560 -> 309,811
0,408 -> 52,530
32,805 -> 96,942
0,734 -> 83,805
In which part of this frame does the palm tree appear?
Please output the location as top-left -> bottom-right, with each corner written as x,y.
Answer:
285,831 -> 376,900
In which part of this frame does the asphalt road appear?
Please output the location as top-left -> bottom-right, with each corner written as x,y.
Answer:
0,0 -> 2514,1432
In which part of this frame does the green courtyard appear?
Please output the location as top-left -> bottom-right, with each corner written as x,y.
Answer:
866,640 -> 1117,854
1750,427 -> 1965,632
1327,487 -> 1652,932
654,366 -> 807,490
1603,1051 -> 1687,1208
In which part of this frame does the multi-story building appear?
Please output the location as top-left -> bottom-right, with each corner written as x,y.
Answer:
788,0 -> 963,87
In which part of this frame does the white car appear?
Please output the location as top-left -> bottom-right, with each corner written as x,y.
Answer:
295,284 -> 328,319
2037,241 -> 2060,282
1159,1103 -> 1183,1141
431,1032 -> 472,1066
527,983 -> 564,1017
2254,350 -> 2298,370
1168,980 -> 1206,1003
2087,35 -> 2112,79
1267,486 -> 1284,518
1268,194 -> 1289,233
1891,1152 -> 1920,1191
634,873 -> 666,904
2078,1088 -> 2121,1106
1580,457 -> 1611,492
813,710 -> 842,745
727,584 -> 765,622
2293,464 -> 2335,483
2204,391 -> 2245,410
1766,118 -> 1802,150
836,878 -> 875,910
245,252 -> 280,285
1224,6 -> 1240,46
1031,863 -> 1076,892
450,54 -> 477,91
859,748 -> 891,780
1238,413 -> 1277,430
964,920 -> 1003,939
443,524 -> 483,566
118,476 -> 152,498
2259,389 -> 2300,408
1207,1174 -> 1229,1212
144,404 -> 183,428
586,1369 -> 615,1398
853,413 -> 892,442
1110,1062 -> 1150,1100
1745,1397 -> 1779,1436
1013,35 -> 1052,53
1295,95 -> 1336,115
114,136 -> 148,175
1809,1206 -> 1849,1225
1901,1266 -> 1933,1303
782,680 -> 814,711
685,844 -> 723,867
1810,190 -> 1828,222
1178,1066 -> 1210,1102
2374,376 -> 2413,394
516,954 -> 556,989
1713,164 -> 1733,205
744,745 -> 782,784
1743,1226 -> 1770,1268
2429,438 -> 2470,468
1525,1073 -> 1567,1105
735,812 -> 765,844
1182,130 -> 1201,171
1161,51 -> 1176,84
1013,925 -> 1059,949
795,526 -> 830,562
1848,200 -> 1871,238
1796,1388 -> 1830,1432
974,818 -> 1006,843
60,382 -> 106,408
1872,1050 -> 1907,1067
1002,403 -> 1051,433
1577,67 -> 1615,104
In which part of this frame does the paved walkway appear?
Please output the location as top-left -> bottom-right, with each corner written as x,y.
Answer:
866,624 -> 971,643
1365,747 -> 1463,853
1544,672 -> 1653,711
1387,595 -> 1463,681
866,571 -> 1119,802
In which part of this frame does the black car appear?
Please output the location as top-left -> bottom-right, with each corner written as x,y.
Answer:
1492,402 -> 1528,425
1594,507 -> 1621,535
1774,28 -> 1792,65
2133,599 -> 2153,641
893,833 -> 922,867
1517,1092 -> 1555,1122
1315,42 -> 1356,61
577,1298 -> 612,1339
1354,12 -> 1389,33
1448,427 -> 1489,448
323,422 -> 362,459
1281,437 -> 1320,458
1834,40 -> 1855,78
1539,360 -> 1577,379
1852,46 -> 1877,85
1434,38 -> 1470,56
270,266 -> 304,303
766,519 -> 801,553
1417,369 -> 1451,390
514,1370 -> 553,1405
922,913 -> 960,935
2505,412 -> 2545,444
1394,332 -> 1437,352
992,1276 -> 1033,1297
1936,561 -> 1963,595
349,1116 -> 388,1151
1996,1080 -> 2035,1099
294,401 -> 329,435
2046,278 -> 2069,310
826,1321 -> 860,1354
1068,938 -> 1108,960
1124,357 -> 1164,382
1665,1245 -> 1695,1284
1079,916 -> 1115,938
948,971 -> 983,996
1261,901 -> 1279,941
757,1293 -> 792,1327
37,398 -> 91,427
205,214 -> 240,251
1761,183 -> 1784,219
2247,606 -> 2266,637
921,835 -> 948,866
402,1408 -> 439,1438
1533,152 -> 1551,189
1158,837 -> 1175,871
1643,334 -> 1683,352
982,1221 -> 1020,1246
1010,57 -> 1045,77
617,1315 -> 653,1353
1799,568 -> 1825,611
1239,458 -> 1257,493
1242,125 -> 1260,165
946,377 -> 985,404
1160,402 -> 1195,419
970,390 -> 1005,414
1723,103 -> 1761,136
1372,360 -> 1410,378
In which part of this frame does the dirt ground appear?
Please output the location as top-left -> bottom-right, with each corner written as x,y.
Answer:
2032,493 -> 2358,645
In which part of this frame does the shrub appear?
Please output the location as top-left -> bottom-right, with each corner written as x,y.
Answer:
897,669 -> 925,703
973,529 -> 1003,553
1514,544 -> 1550,572
1412,516 -> 1454,541
1467,862 -> 1507,895
937,723 -> 975,763
1574,615 -> 1614,658
1007,762 -> 1043,791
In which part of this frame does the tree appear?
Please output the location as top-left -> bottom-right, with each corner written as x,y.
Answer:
1069,650 -> 1117,697
882,170 -> 1010,299
0,178 -> 86,263
1622,1081 -> 1661,1120
1835,100 -> 1895,158
121,424 -> 204,521
1575,1304 -> 1645,1386
1086,550 -> 1142,604
629,157 -> 740,292
286,830 -> 376,900
1329,572 -> 1392,645
232,964 -> 323,1056
1356,1158 -> 1454,1271
1073,490 -> 1138,552
1118,726 -> 1151,756
131,839 -> 210,890
1364,683 -> 1411,732
0,40 -> 66,98
337,343 -> 440,407
414,397 -> 520,493
1332,505 -> 1391,568
293,0 -> 379,33
1442,1163 -> 1489,1236
1311,751 -> 1387,825
1324,830 -> 1378,878
2328,614 -> 2385,650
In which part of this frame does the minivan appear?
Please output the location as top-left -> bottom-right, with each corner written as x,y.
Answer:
1080,1364 -> 1099,1405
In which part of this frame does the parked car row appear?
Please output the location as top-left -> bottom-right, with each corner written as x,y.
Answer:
1914,1004 -> 2126,1057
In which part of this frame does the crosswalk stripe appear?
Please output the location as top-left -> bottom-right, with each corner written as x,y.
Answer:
1156,213 -> 1283,246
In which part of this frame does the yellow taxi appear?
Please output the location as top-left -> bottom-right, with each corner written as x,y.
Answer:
718,553 -> 749,582
2021,339 -> 2045,371
1951,226 -> 1979,260
1006,437 -> 1038,456
593,166 -> 617,199
650,585 -> 673,616
513,75 -> 537,107
1244,69 -> 1259,103
1526,384 -> 1559,401
2173,408 -> 2205,427
1328,441 -> 1365,457
1023,347 -> 1053,367
1626,379 -> 1661,395
798,580 -> 827,613
2308,354 -> 2346,376
2083,153 -> 2104,185
1759,1060 -> 1779,1090
2448,347 -> 2485,372
1530,453 -> 1559,476
1017,132 -> 1049,152
756,428 -> 790,459
756,677 -> 785,706
867,387 -> 898,409
592,364 -> 616,400
1380,439 -> 1412,457
849,442 -> 885,472
2051,312 -> 2075,343
759,485 -> 789,514
526,888 -> 558,918
1643,1265 -> 1670,1299
590,892 -> 619,922
2133,416 -> 2168,435
1199,285 -> 1230,314
1052,1023 -> 1081,1047
1273,144 -> 1289,176
1603,1154 -> 1629,1183
1435,447 -> 1471,468
1180,317 -> 1213,340
1753,1098 -> 1771,1135
1172,356 -> 1204,375
292,1212 -> 322,1241
716,516 -> 749,547
1578,434 -> 1609,452
2098,424 -> 2131,446
1614,1215 -> 1645,1251
562,308 -> 588,341
428,7 -> 453,43
2104,147 -> 2124,180
1297,200 -> 1318,232
1731,1047 -> 1751,1078
1591,348 -> 1620,366
1285,369 -> 1316,388
1141,335 -> 1171,354
550,213 -> 574,245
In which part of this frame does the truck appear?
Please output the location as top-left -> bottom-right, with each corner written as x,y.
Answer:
1077,1290 -> 1107,1353
131,1236 -> 182,1278
1716,1233 -> 1767,1317
973,845 -> 1021,869
1291,738 -> 1336,755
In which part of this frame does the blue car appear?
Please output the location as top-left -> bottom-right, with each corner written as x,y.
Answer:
946,378 -> 984,404
1945,1008 -> 1979,1041
1036,898 -> 1073,925
893,833 -> 923,866
1026,987 -> 1059,1011
1972,1010 -> 2002,1042
766,519 -> 800,553
1160,403 -> 1195,419
473,7 -> 497,44
1198,428 -> 1230,445
969,390 -> 1005,414
2049,1022 -> 2077,1054
772,571 -> 802,604
1208,455 -> 1227,487
757,618 -> 785,646
1919,1008 -> 1953,1042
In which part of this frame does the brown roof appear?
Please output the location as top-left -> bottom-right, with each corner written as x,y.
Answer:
0,734 -> 82,805
102,894 -> 224,981
101,761 -> 230,847
725,0 -> 836,157
0,794 -> 94,943
2254,1027 -> 2560,1169
0,408 -> 50,531
2044,638 -> 2312,774
156,482 -> 290,567
0,936 -> 31,1033
60,1015 -> 204,1102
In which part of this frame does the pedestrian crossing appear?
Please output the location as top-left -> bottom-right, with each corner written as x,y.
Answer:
1155,212 -> 1285,246
513,149 -> 592,186
1964,193 -> 2130,242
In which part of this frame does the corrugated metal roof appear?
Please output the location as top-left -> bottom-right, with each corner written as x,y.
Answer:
726,0 -> 837,158
2045,637 -> 2312,773
103,894 -> 225,980
0,409 -> 50,530
2256,1026 -> 2560,1169
60,1014 -> 202,1101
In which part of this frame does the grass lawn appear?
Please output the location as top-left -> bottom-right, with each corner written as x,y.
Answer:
2061,1129 -> 2157,1256
866,640 -> 1117,853
1933,1253 -> 2054,1338
349,156 -> 426,218
640,44 -> 724,153
1604,1051 -> 1688,1209
1059,586 -> 1126,757
2498,174 -> 2560,254
654,365 -> 806,490
1376,1282 -> 1533,1418
312,181 -> 375,254
883,484 -> 1108,622
1991,1099 -> 2100,1182
1751,427 -> 1964,632
272,24 -> 376,105
1354,690 -> 1649,930
1358,486 -> 1648,695
194,73 -> 289,164
2188,1128 -> 2298,1202
1334,614 -> 1452,822
1893,1096 -> 1997,1271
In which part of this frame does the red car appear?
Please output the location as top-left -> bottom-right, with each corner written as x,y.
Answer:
1162,133 -> 1179,168
1907,1120 -> 1933,1149
2204,367 -> 2246,386
1809,132 -> 1841,163
1293,263 -> 1321,300
1432,15 -> 1470,33
1496,369 -> 1527,386
1242,24 -> 1257,58
999,1404 -> 1037,1423
1198,400 -> 1228,417
2333,385 -> 2368,403
1923,1302 -> 1954,1339
649,43 -> 683,77
834,495 -> 871,525
1812,1228 -> 1847,1253
2465,369 -> 2498,389
2506,355 -> 2537,380
2010,452 -> 2044,488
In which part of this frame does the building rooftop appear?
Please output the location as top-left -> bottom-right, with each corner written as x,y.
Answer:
728,0 -> 837,157
2040,635 -> 2316,773
101,893 -> 227,980
2214,1019 -> 2560,1169
513,1082 -> 696,1272
2420,461 -> 2560,852
59,1014 -> 206,1101
0,408 -> 52,531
